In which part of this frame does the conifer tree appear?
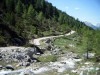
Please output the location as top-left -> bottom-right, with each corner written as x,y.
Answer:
27,4 -> 36,18
15,0 -> 23,15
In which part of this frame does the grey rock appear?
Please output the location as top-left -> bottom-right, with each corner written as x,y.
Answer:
5,65 -> 14,70
0,46 -> 43,63
0,65 -> 3,70
17,61 -> 31,67
21,62 -> 30,67
45,38 -> 52,44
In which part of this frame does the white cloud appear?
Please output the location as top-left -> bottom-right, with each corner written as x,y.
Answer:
75,7 -> 80,10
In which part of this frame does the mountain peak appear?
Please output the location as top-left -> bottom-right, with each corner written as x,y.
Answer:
96,23 -> 100,28
84,21 -> 97,29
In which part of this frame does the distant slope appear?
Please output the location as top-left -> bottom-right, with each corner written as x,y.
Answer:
84,21 -> 97,29
84,21 -> 100,29
96,23 -> 100,29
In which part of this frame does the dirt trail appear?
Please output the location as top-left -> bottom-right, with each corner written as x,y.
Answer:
29,30 -> 75,45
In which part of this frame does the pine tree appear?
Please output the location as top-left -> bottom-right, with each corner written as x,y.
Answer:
27,4 -> 36,18
15,0 -> 23,15
58,13 -> 64,24
37,12 -> 44,22
3,12 -> 15,26
82,30 -> 94,59
22,7 -> 27,19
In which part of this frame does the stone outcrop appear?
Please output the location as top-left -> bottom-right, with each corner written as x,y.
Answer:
0,46 -> 43,67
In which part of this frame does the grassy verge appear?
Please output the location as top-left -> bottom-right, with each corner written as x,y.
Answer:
37,55 -> 57,62
53,33 -> 84,54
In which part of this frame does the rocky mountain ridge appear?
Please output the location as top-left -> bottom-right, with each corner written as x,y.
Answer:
84,21 -> 100,29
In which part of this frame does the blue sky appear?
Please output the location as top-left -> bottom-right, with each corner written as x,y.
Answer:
47,0 -> 100,26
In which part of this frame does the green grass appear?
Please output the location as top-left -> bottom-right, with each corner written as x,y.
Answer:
40,32 -> 85,54
42,31 -> 53,36
53,33 -> 90,56
38,55 -> 57,62
54,37 -> 75,48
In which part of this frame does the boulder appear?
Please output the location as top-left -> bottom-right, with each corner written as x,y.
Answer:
73,55 -> 80,59
5,65 -> 14,70
45,38 -> 52,44
0,65 -> 3,70
21,62 -> 30,67
96,56 -> 100,62
0,45 -> 43,66
0,55 -> 2,60
16,54 -> 25,62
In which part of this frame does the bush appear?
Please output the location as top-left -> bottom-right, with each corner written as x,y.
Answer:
38,55 -> 57,62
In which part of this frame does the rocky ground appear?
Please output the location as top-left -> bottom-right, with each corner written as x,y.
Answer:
0,47 -> 99,75
0,47 -> 82,75
0,45 -> 43,70
0,31 -> 100,75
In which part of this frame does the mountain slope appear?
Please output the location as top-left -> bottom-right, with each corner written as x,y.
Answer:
0,0 -> 92,46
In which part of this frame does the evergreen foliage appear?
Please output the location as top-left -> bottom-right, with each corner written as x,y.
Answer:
0,0 -> 99,59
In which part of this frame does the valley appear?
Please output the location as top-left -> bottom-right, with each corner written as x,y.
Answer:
0,0 -> 100,75
0,31 -> 99,75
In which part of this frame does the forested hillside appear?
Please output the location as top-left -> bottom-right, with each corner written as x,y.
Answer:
0,0 -> 92,46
